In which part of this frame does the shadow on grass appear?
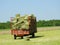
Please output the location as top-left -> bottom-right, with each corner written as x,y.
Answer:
29,35 -> 44,39
14,35 -> 44,40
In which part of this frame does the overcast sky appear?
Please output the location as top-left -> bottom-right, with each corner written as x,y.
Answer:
0,0 -> 60,22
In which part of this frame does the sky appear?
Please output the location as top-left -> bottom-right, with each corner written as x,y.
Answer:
0,0 -> 60,22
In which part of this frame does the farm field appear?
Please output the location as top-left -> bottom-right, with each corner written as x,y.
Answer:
0,26 -> 60,45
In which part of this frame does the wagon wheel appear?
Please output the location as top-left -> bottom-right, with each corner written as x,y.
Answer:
14,35 -> 16,39
32,33 -> 35,38
21,36 -> 23,39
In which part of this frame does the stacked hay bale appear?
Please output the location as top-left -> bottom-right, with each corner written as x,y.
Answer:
11,14 -> 37,32
28,14 -> 37,33
11,14 -> 21,29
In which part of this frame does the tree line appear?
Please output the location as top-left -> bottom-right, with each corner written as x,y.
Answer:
37,20 -> 60,27
0,21 -> 10,29
0,20 -> 60,29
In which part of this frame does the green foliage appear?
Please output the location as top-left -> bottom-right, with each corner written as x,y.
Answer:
37,20 -> 60,27
0,21 -> 10,29
0,20 -> 60,29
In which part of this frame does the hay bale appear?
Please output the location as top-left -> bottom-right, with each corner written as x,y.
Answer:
11,14 -> 36,30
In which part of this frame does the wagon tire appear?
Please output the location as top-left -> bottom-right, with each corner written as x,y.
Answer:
32,33 -> 35,38
14,35 -> 16,39
21,36 -> 23,39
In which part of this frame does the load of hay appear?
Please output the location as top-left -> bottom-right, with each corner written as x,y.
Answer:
11,14 -> 36,30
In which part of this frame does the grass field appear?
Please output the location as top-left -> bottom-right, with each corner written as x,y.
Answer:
0,26 -> 60,45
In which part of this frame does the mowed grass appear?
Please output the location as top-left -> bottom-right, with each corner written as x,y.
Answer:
0,28 -> 60,45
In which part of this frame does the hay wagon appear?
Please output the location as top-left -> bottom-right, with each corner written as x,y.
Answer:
10,15 -> 37,39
